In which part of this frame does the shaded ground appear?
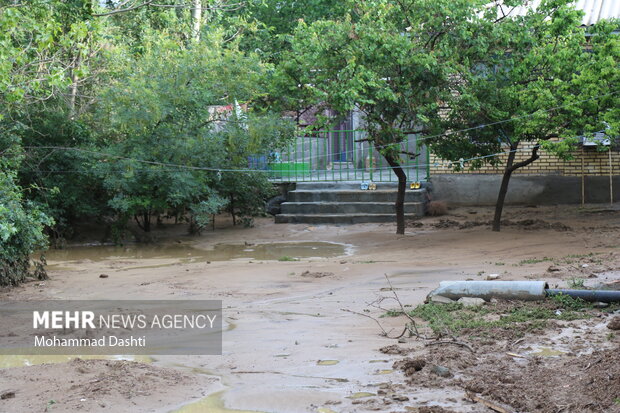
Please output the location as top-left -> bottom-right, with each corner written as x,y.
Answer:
1,204 -> 620,412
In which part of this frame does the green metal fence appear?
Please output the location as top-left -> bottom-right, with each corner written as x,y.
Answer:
265,130 -> 430,183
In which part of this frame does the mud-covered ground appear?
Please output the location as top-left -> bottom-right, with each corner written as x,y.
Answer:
1,204 -> 620,412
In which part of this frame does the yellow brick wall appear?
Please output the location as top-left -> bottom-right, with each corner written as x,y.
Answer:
429,141 -> 619,176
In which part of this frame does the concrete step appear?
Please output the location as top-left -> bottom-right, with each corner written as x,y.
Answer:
288,190 -> 427,203
280,201 -> 425,215
275,213 -> 422,224
329,161 -> 354,170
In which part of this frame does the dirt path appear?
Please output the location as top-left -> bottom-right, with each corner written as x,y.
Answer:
1,205 -> 619,412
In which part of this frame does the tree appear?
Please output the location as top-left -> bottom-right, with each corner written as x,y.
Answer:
231,0 -> 348,63
280,0 -> 479,234
0,1 -> 73,284
431,0 -> 620,231
91,35 -> 293,232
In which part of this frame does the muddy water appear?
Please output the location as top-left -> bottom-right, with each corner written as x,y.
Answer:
173,391 -> 261,413
44,241 -> 348,266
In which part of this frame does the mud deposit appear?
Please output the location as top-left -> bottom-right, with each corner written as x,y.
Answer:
2,205 -> 620,412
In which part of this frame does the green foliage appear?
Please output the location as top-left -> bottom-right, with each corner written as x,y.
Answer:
14,109 -> 108,239
188,193 -> 229,235
567,278 -> 586,289
230,0 -> 349,63
549,293 -> 590,310
91,36 -> 292,232
431,1 -> 619,169
0,171 -> 52,286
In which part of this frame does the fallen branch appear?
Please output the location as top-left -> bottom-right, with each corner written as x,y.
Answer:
466,392 -> 512,413
340,308 -> 400,338
383,273 -> 424,338
506,352 -> 528,359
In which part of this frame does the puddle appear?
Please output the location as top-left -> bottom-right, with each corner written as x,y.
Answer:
529,347 -> 567,357
44,241 -> 349,266
347,392 -> 375,399
317,360 -> 339,366
173,391 -> 264,413
0,354 -> 152,369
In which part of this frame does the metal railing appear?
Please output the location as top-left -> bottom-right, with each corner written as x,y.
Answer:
263,130 -> 429,183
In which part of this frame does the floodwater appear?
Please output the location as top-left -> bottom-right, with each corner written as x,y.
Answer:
44,241 -> 349,266
173,391 -> 262,413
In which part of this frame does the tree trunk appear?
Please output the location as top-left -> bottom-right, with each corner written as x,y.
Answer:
382,152 -> 407,235
192,0 -> 202,42
492,143 -> 540,232
68,52 -> 81,119
142,212 -> 151,232
230,194 -> 236,226
492,150 -> 516,232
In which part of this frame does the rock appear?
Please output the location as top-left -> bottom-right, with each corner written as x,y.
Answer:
99,274 -> 109,279
593,302 -> 609,309
581,264 -> 590,268
607,316 -> 620,330
266,195 -> 286,216
547,265 -> 561,272
486,274 -> 500,280
1,390 -> 15,400
430,365 -> 452,378
458,297 -> 486,307
392,395 -> 409,402
429,295 -> 455,304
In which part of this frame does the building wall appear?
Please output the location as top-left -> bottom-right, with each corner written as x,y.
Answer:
429,140 -> 619,177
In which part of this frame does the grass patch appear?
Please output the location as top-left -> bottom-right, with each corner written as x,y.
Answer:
403,296 -> 593,337
567,277 -> 586,289
516,257 -> 554,266
278,256 -> 299,262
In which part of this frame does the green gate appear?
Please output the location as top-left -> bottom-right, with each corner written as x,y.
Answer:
266,130 -> 430,183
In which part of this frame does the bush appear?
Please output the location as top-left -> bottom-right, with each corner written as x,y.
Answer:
0,171 -> 52,286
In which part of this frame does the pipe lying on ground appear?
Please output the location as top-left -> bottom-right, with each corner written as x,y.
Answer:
428,281 -> 549,302
546,288 -> 620,303
427,280 -> 620,303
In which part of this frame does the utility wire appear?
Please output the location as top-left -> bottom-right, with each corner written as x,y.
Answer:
21,89 -> 617,175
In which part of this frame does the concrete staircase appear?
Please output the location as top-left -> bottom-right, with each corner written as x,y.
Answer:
275,182 -> 428,224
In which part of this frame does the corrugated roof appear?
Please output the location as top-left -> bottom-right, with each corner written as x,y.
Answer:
493,0 -> 620,26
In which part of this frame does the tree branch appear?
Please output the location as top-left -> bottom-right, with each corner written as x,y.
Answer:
508,144 -> 539,172
93,0 -> 154,17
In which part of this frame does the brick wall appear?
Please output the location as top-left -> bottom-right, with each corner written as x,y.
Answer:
429,141 -> 619,176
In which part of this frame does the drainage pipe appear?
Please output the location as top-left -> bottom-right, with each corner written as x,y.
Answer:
427,281 -> 548,302
546,288 -> 620,303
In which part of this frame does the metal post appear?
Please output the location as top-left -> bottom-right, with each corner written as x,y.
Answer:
609,148 -> 613,205
581,146 -> 585,206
